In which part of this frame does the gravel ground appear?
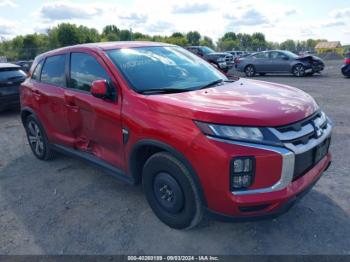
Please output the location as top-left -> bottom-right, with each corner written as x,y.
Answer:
0,60 -> 349,255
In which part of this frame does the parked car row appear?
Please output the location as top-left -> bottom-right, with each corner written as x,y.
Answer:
235,50 -> 325,77
185,46 -> 234,73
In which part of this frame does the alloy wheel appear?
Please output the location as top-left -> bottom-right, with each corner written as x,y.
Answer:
27,120 -> 44,157
294,65 -> 305,77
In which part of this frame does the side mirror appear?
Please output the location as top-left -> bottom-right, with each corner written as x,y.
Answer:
282,56 -> 289,60
91,80 -> 108,99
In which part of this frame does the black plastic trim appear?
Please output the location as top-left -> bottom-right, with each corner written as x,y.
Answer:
51,144 -> 135,185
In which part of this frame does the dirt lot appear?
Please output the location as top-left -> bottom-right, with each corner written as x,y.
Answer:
0,60 -> 349,255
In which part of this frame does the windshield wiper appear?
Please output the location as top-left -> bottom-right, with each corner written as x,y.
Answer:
139,88 -> 191,95
197,79 -> 234,90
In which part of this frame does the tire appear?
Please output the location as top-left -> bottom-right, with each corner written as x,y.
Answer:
244,65 -> 256,77
292,64 -> 306,77
24,115 -> 55,160
142,152 -> 203,229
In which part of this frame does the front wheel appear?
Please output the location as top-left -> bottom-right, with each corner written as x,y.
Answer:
293,64 -> 306,77
142,152 -> 203,229
244,65 -> 256,77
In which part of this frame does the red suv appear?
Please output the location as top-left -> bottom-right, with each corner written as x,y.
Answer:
20,42 -> 332,229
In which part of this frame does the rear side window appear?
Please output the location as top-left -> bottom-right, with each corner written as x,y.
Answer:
253,52 -> 268,59
70,53 -> 110,92
41,55 -> 66,87
32,60 -> 44,81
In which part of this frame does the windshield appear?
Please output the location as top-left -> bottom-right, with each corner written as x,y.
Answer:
0,68 -> 26,82
201,46 -> 215,54
282,50 -> 299,59
106,46 -> 226,93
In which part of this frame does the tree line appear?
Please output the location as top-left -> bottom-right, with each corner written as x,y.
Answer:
0,23 -> 326,61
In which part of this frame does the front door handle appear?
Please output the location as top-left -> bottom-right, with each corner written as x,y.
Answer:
33,90 -> 42,101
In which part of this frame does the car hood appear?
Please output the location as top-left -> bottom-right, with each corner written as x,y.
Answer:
145,78 -> 319,127
205,52 -> 231,57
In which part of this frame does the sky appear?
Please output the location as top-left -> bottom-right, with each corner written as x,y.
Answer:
0,0 -> 349,44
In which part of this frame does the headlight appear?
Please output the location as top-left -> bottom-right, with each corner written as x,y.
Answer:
195,121 -> 282,146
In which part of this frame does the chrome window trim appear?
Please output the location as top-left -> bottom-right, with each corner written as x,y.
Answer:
207,136 -> 295,195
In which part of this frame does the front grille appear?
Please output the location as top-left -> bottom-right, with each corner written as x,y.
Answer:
293,137 -> 330,180
225,55 -> 233,62
269,111 -> 331,180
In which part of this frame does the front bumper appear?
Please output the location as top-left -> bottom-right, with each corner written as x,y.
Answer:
206,159 -> 331,222
206,154 -> 331,221
186,112 -> 332,219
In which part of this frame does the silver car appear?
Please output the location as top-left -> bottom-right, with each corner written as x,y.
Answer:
236,50 -> 325,77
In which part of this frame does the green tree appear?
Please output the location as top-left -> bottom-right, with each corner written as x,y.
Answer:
78,25 -> 100,43
171,32 -> 185,38
186,31 -> 201,45
199,36 -> 215,49
280,39 -> 296,51
119,29 -> 132,41
55,23 -> 81,47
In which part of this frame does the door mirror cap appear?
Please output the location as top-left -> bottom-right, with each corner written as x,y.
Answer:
282,56 -> 289,60
91,80 -> 108,99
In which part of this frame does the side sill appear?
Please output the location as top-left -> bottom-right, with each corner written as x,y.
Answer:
51,144 -> 135,185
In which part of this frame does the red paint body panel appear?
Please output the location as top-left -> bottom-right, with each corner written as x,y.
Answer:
20,42 -> 332,219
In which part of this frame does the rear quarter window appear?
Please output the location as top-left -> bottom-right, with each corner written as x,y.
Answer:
31,60 -> 44,81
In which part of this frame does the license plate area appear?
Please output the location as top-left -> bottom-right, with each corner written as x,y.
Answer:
314,138 -> 330,163
293,137 -> 331,180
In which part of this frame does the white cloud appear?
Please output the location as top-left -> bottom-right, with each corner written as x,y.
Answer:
0,18 -> 16,35
224,8 -> 271,27
172,3 -> 212,14
119,13 -> 148,25
330,8 -> 350,18
0,0 -> 17,7
147,21 -> 175,34
322,20 -> 346,27
39,1 -> 103,21
284,8 -> 299,16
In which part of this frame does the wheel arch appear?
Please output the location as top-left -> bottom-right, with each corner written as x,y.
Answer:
20,107 -> 36,124
129,139 -> 208,207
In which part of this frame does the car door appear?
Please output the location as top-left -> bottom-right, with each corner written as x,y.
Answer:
252,52 -> 269,72
31,54 -> 75,146
268,51 -> 290,72
65,51 -> 124,169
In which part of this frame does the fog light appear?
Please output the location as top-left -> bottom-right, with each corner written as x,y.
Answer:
231,157 -> 255,190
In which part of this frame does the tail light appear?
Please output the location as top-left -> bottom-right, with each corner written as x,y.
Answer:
235,58 -> 240,63
345,58 -> 350,65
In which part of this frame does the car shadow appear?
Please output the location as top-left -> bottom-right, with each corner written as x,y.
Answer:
0,153 -> 349,254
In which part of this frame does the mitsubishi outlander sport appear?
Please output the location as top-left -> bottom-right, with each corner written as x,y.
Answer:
20,42 -> 332,229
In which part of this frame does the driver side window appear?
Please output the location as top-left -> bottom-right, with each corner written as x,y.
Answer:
70,52 -> 110,92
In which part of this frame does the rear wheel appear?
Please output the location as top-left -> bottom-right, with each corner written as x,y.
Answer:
293,64 -> 306,77
142,152 -> 203,229
244,65 -> 256,77
24,115 -> 55,160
